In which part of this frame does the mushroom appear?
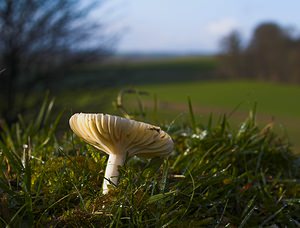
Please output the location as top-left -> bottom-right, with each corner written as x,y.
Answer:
69,113 -> 174,194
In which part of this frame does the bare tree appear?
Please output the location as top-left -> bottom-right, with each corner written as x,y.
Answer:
0,0 -> 113,122
218,22 -> 300,83
246,23 -> 291,81
218,30 -> 243,78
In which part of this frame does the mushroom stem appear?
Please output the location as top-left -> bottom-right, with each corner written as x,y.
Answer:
103,153 -> 126,194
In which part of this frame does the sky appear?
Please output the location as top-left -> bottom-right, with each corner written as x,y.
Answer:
101,0 -> 300,54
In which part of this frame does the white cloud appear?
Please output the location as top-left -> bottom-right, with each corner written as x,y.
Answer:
206,18 -> 239,36
190,18 -> 241,52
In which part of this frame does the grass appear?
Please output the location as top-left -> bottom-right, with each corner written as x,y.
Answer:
139,81 -> 300,118
0,95 -> 300,227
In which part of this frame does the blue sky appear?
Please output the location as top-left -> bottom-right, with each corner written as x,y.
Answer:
102,0 -> 300,54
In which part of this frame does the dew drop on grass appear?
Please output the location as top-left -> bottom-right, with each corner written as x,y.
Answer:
238,122 -> 247,136
184,148 -> 190,155
191,134 -> 200,139
199,130 -> 208,140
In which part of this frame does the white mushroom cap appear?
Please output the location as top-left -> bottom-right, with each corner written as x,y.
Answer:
70,113 -> 174,194
69,113 -> 174,158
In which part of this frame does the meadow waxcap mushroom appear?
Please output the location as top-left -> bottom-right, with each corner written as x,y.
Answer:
69,113 -> 174,194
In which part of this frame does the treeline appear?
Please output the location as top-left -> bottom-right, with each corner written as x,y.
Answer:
218,22 -> 300,83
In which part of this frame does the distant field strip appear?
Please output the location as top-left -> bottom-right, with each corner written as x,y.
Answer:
140,81 -> 300,117
138,81 -> 300,151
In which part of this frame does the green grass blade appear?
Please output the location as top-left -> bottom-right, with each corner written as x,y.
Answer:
187,96 -> 196,132
34,93 -> 49,130
238,206 -> 256,228
6,204 -> 26,228
0,216 -> 8,227
260,205 -> 287,226
146,191 -> 176,205
43,98 -> 55,125
36,193 -> 75,225
153,93 -> 158,123
241,195 -> 257,218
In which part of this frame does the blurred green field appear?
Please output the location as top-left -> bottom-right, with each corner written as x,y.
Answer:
48,56 -> 300,152
139,81 -> 300,117
136,81 -> 300,152
50,56 -> 218,126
